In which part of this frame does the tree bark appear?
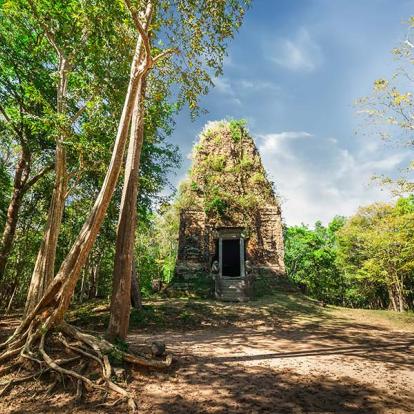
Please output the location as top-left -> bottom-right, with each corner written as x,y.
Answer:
88,254 -> 100,299
24,57 -> 69,316
5,284 -> 17,314
0,146 -> 30,279
25,142 -> 67,315
388,285 -> 398,312
395,279 -> 406,312
107,76 -> 146,341
130,257 -> 142,310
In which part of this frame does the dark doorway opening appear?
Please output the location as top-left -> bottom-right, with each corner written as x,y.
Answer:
222,239 -> 240,277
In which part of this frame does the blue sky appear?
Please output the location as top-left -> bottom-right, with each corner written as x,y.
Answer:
167,0 -> 414,226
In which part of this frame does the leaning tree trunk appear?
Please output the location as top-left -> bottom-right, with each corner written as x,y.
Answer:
24,57 -> 70,316
24,142 -> 67,315
107,76 -> 146,341
0,146 -> 30,280
4,33 -> 148,347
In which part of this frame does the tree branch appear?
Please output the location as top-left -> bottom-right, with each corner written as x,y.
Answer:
0,103 -> 21,137
124,0 -> 153,66
70,97 -> 94,125
26,0 -> 63,58
152,48 -> 179,65
24,163 -> 54,191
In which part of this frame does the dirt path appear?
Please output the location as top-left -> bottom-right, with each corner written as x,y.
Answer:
129,317 -> 414,413
1,298 -> 413,413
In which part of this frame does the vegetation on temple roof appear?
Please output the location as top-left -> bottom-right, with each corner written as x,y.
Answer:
178,120 -> 280,224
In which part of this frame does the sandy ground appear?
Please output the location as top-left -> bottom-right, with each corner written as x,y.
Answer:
1,302 -> 413,414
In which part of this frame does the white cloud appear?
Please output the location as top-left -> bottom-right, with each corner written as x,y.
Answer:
256,130 -> 409,226
271,28 -> 323,72
213,77 -> 233,95
238,79 -> 281,92
223,54 -> 235,68
259,131 -> 312,157
212,77 -> 242,106
213,77 -> 280,105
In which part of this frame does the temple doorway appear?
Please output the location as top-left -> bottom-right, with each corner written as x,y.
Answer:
222,239 -> 241,277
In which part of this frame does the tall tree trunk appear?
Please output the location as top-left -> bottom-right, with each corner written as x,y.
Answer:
5,284 -> 17,315
388,285 -> 398,312
0,146 -> 30,279
25,143 -> 67,315
8,34 -> 149,343
395,278 -> 406,312
79,270 -> 86,304
88,253 -> 101,299
131,256 -> 142,310
107,76 -> 146,341
24,57 -> 69,316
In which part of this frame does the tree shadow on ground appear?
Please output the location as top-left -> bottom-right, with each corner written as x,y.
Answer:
128,309 -> 414,371
202,338 -> 414,366
152,362 -> 414,414
0,374 -> 115,414
3,293 -> 414,413
125,301 -> 414,413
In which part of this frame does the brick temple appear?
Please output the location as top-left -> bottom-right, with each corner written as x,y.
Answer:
175,120 -> 285,301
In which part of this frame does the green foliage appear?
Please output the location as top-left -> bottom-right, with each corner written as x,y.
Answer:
228,119 -> 247,142
239,155 -> 254,170
236,194 -> 256,209
208,155 -> 226,172
0,0 -> 181,306
284,217 -> 346,304
250,172 -> 266,185
107,343 -> 126,365
285,198 -> 414,312
190,181 -> 199,192
337,199 -> 414,311
134,202 -> 180,296
205,195 -> 228,216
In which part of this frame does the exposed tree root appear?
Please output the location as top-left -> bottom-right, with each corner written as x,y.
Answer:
60,323 -> 173,368
0,358 -> 21,376
46,372 -> 63,395
0,356 -> 80,396
0,322 -> 173,412
0,371 -> 41,397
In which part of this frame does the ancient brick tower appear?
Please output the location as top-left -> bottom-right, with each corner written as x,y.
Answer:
175,120 -> 285,301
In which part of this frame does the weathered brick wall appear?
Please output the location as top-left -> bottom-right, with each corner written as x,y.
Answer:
175,206 -> 285,280
175,209 -> 208,280
177,210 -> 206,262
247,206 -> 285,275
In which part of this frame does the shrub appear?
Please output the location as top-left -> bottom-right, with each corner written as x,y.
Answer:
205,196 -> 228,216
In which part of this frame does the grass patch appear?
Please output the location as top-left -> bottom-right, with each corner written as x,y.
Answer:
68,290 -> 328,332
330,306 -> 414,331
68,290 -> 414,334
